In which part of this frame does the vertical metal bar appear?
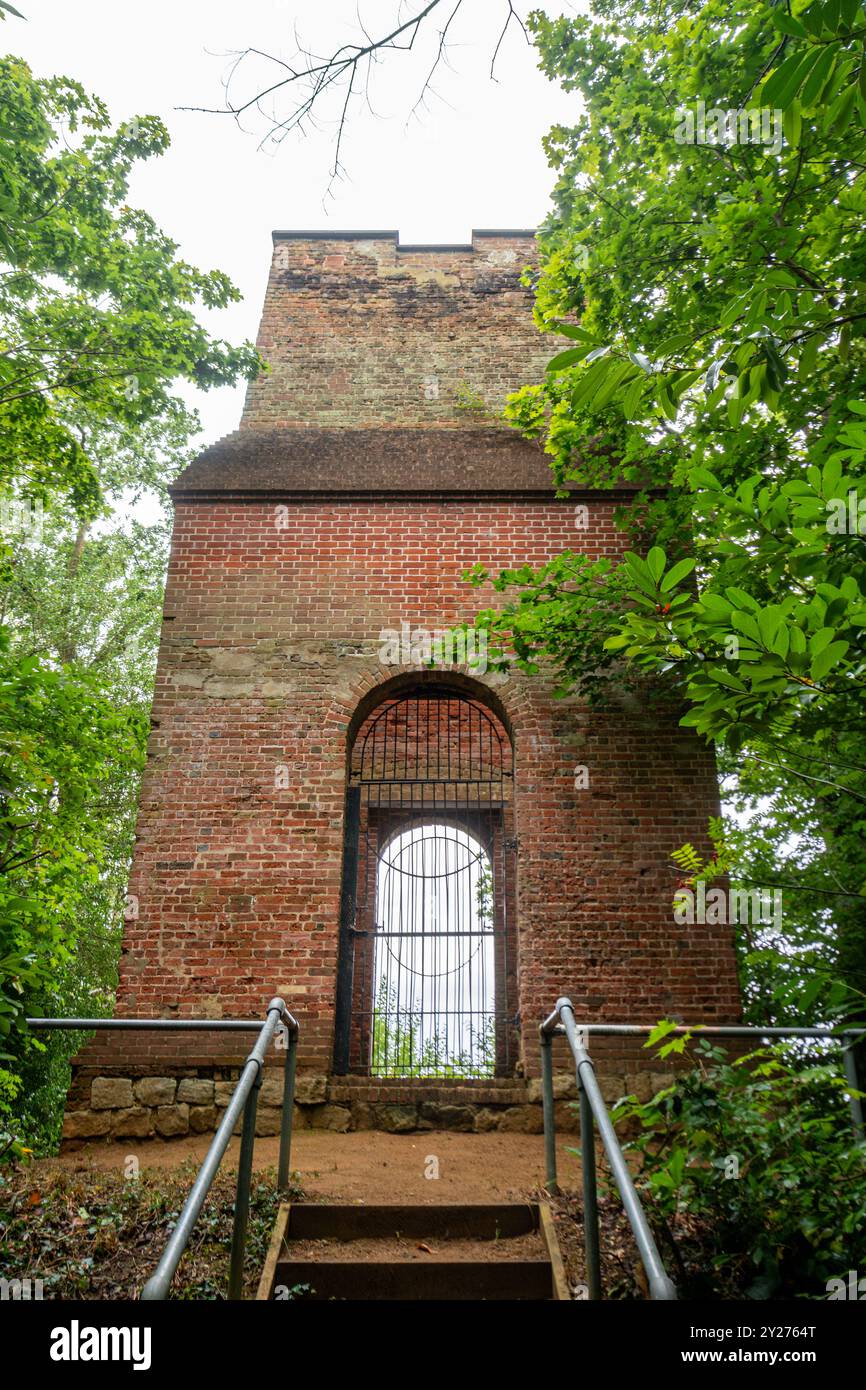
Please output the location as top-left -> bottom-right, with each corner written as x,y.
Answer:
277,1027 -> 298,1193
539,1030 -> 559,1194
579,1075 -> 602,1300
228,1069 -> 261,1300
334,784 -> 361,1073
842,1037 -> 865,1141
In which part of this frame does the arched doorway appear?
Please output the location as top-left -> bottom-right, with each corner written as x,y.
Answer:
333,685 -> 517,1077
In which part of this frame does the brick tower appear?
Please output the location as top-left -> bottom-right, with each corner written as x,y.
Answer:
63,231 -> 740,1144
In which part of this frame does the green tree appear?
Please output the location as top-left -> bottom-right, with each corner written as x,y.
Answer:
0,55 -> 260,1152
0,55 -> 258,514
469,0 -> 866,1028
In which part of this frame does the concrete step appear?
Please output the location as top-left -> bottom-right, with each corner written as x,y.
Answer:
257,1201 -> 569,1301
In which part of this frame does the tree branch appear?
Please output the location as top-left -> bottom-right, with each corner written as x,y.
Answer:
179,1 -> 531,193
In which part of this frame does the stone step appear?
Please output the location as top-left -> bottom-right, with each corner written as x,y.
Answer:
257,1202 -> 569,1301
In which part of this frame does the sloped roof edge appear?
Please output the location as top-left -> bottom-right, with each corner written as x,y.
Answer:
169,428 -> 636,501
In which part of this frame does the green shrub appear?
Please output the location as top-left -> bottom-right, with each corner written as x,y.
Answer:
611,1039 -> 866,1299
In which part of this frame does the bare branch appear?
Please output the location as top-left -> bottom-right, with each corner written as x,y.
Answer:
178,2 -> 532,191
407,0 -> 465,125
490,1 -> 528,81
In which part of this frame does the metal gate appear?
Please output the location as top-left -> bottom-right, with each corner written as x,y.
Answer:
333,689 -> 517,1077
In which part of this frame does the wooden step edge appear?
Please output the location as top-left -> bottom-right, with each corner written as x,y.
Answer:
268,1257 -> 554,1301
256,1202 -> 291,1301
539,1201 -> 571,1301
285,1201 -> 541,1241
274,1254 -> 555,1268
257,1200 -> 570,1301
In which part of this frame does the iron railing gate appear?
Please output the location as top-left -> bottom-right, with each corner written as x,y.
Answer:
334,689 -> 517,1077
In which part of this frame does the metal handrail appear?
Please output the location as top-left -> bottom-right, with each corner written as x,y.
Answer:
540,998 -> 676,1300
26,995 -> 300,1300
539,1002 -> 866,1302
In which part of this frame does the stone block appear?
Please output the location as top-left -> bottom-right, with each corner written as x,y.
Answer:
62,1110 -> 111,1140
527,1072 -> 577,1103
294,1075 -> 328,1106
134,1077 -> 176,1107
372,1104 -> 417,1133
177,1079 -> 214,1105
309,1104 -> 351,1133
110,1107 -> 153,1139
417,1102 -> 475,1132
91,1078 -> 134,1110
496,1105 -> 544,1134
215,1080 -> 236,1107
154,1104 -> 189,1138
189,1105 -> 219,1134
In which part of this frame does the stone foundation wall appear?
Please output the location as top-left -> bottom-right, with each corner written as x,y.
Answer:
61,1065 -> 679,1147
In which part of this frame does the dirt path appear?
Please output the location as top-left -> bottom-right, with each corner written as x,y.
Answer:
43,1131 -> 582,1204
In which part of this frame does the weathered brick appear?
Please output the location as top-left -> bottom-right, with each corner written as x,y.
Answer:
66,232 -> 741,1137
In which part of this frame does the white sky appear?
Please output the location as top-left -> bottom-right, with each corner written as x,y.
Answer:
11,1 -> 579,447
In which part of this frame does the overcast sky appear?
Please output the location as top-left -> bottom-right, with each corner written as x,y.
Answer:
12,1 -> 578,447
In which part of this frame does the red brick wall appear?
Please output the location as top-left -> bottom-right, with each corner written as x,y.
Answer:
241,231 -> 550,429
71,230 -> 741,1114
81,494 -> 739,1075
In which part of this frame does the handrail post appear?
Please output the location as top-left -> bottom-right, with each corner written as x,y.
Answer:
228,1065 -> 262,1300
578,1074 -> 602,1300
539,1028 -> 559,1194
278,1019 -> 298,1193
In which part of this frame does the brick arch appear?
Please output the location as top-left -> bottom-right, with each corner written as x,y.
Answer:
332,670 -> 524,1078
325,664 -> 537,772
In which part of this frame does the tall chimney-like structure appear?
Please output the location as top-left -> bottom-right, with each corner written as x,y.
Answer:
63,232 -> 740,1145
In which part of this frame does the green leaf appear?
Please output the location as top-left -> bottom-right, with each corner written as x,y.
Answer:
762,46 -> 821,109
801,47 -> 837,106
646,546 -> 667,583
550,321 -> 596,342
772,12 -> 808,39
547,346 -> 589,372
810,640 -> 849,681
628,350 -> 653,372
660,557 -> 697,591
690,467 -> 722,490
783,97 -> 803,146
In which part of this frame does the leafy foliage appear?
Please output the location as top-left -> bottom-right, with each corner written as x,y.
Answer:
612,1038 -> 866,1298
371,977 -> 495,1078
0,1167 -> 295,1298
468,0 -> 866,1027
0,55 -> 259,514
0,57 -> 261,1154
